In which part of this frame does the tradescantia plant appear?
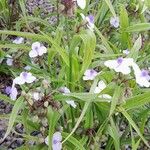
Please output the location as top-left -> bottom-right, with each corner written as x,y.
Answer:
0,0 -> 150,149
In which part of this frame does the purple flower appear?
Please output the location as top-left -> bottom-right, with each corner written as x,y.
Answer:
83,69 -> 98,80
13,72 -> 36,85
80,13 -> 95,31
110,16 -> 119,28
132,62 -> 150,87
45,132 -> 62,150
104,57 -> 134,75
29,42 -> 47,58
13,37 -> 24,44
5,86 -> 18,100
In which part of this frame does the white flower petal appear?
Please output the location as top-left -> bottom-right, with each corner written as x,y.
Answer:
13,77 -> 25,85
104,60 -> 118,69
13,37 -> 24,44
29,50 -> 38,58
32,42 -> 41,50
52,143 -> 62,150
25,73 -> 36,83
24,65 -> 31,70
10,86 -> 18,100
99,94 -> 112,99
98,81 -> 106,91
33,92 -> 40,101
115,65 -> 131,75
80,13 -> 86,20
53,132 -> 62,142
77,0 -> 86,9
38,46 -> 47,56
45,136 -> 49,145
94,80 -> 106,93
66,100 -> 77,108
6,58 -> 13,66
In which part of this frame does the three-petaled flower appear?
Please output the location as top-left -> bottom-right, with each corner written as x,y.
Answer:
83,69 -> 98,80
104,57 -> 134,75
13,72 -> 36,85
29,42 -> 47,58
45,132 -> 62,150
80,14 -> 95,31
110,16 -> 120,28
13,37 -> 24,44
132,63 -> 150,87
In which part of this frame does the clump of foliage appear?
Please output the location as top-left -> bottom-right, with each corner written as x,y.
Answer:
0,0 -> 150,149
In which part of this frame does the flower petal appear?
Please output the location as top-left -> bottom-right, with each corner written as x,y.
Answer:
24,73 -> 36,83
66,100 -> 77,108
77,0 -> 86,9
32,42 -> 41,50
104,60 -> 118,69
10,86 -> 18,100
13,76 -> 25,85
52,132 -> 62,142
38,46 -> 47,56
29,50 -> 38,58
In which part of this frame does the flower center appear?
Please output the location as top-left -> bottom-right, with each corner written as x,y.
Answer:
117,57 -> 123,64
88,15 -> 94,24
53,139 -> 58,144
34,46 -> 39,52
22,72 -> 28,79
141,70 -> 148,77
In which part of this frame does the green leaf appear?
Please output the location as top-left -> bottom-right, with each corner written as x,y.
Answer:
62,102 -> 90,143
104,0 -> 116,17
0,93 -> 15,105
2,96 -> 24,140
79,30 -> 96,77
109,86 -> 121,116
62,132 -> 86,150
95,26 -> 113,54
118,107 -> 150,148
128,35 -> 142,60
126,23 -> 150,32
108,117 -> 120,150
122,92 -> 150,110
120,5 -> 131,49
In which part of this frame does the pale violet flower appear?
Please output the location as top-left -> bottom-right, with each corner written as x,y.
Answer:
5,86 -> 18,100
6,55 -> 13,66
123,49 -> 130,55
24,65 -> 31,71
83,69 -> 98,80
80,13 -> 95,31
13,37 -> 24,44
13,72 -> 36,85
29,42 -> 47,58
45,132 -> 62,150
76,0 -> 86,9
60,87 -> 77,108
110,16 -> 120,28
94,80 -> 112,100
132,63 -> 150,87
104,57 -> 134,75
6,58 -> 13,66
